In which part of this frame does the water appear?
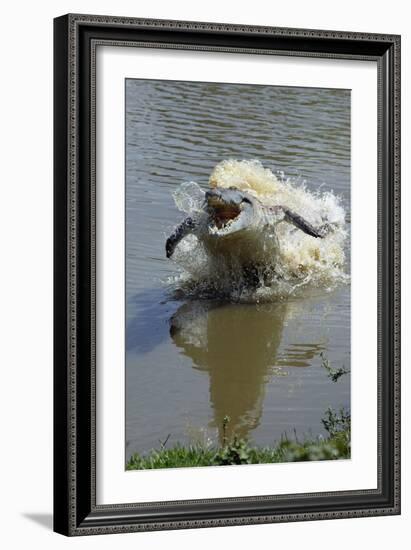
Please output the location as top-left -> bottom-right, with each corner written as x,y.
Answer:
125,79 -> 350,460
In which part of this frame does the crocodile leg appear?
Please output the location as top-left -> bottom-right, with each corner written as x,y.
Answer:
281,207 -> 325,238
166,217 -> 198,258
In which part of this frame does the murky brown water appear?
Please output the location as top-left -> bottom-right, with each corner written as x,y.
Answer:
125,79 -> 350,460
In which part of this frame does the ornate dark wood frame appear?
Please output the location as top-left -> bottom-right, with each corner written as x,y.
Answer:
53,13 -> 401,536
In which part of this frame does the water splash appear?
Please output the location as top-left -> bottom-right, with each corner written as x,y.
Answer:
173,181 -> 205,214
168,159 -> 349,302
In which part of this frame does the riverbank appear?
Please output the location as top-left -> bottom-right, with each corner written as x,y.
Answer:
126,407 -> 350,470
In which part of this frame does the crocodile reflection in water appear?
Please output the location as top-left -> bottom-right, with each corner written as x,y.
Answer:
170,300 -> 325,445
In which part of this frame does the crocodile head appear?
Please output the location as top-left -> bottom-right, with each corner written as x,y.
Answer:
205,187 -> 259,237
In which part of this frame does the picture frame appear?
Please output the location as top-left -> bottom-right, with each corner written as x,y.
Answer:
53,13 -> 401,536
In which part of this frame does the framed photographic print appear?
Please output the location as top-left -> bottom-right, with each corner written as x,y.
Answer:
53,14 -> 401,536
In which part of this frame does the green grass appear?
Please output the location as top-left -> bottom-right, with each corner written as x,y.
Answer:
320,353 -> 350,382
126,408 -> 350,470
